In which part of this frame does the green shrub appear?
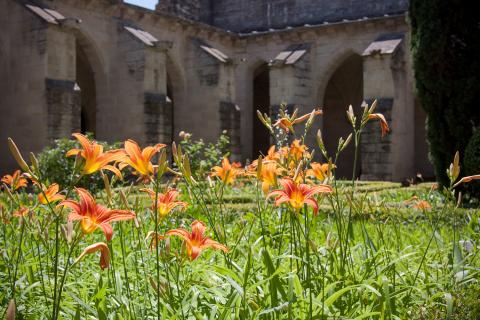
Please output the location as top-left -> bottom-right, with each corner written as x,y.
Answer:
177,131 -> 231,177
37,133 -> 122,193
410,0 -> 480,187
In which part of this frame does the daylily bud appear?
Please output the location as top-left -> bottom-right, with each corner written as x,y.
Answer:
119,189 -> 130,210
102,172 -> 112,203
341,133 -> 353,151
183,155 -> 192,181
149,277 -> 159,295
347,105 -> 355,126
6,299 -> 15,320
316,130 -> 328,159
74,242 -> 110,270
8,138 -> 30,172
368,99 -> 377,114
74,152 -> 84,172
292,160 -> 303,183
451,151 -> 460,183
291,108 -> 298,120
305,108 -> 317,131
157,149 -> 167,177
29,152 -> 40,174
256,155 -> 263,180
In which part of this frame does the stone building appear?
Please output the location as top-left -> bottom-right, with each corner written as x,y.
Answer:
0,0 -> 433,181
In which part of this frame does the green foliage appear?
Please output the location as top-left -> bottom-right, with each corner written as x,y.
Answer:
410,0 -> 480,187
37,133 -> 122,193
178,131 -> 231,177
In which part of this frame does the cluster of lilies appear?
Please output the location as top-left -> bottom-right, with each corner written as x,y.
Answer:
1,101 -> 397,270
2,133 -> 229,271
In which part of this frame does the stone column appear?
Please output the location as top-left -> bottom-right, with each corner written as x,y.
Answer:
269,46 -> 316,146
143,42 -> 172,146
45,25 -> 80,141
362,37 -> 414,181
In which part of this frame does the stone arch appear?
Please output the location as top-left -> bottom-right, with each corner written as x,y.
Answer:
72,29 -> 107,138
321,52 -> 363,178
252,62 -> 271,158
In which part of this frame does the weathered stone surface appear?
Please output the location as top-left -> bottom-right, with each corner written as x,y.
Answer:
0,0 -> 432,182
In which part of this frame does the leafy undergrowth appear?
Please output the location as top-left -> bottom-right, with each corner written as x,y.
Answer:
1,179 -> 479,319
1,104 -> 479,319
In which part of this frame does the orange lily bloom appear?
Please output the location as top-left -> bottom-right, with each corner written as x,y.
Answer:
453,174 -> 480,188
75,242 -> 110,269
166,220 -> 229,260
368,113 -> 390,137
141,188 -> 187,218
307,162 -> 335,182
145,231 -> 165,250
288,139 -> 310,161
38,183 -> 65,205
274,109 -> 322,133
121,139 -> 166,181
211,158 -> 243,184
414,200 -> 431,210
59,188 -> 135,241
268,178 -> 332,215
12,207 -> 29,218
66,133 -> 124,178
257,161 -> 282,194
1,170 -> 27,190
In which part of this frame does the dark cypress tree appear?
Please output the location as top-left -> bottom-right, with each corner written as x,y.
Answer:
410,0 -> 480,187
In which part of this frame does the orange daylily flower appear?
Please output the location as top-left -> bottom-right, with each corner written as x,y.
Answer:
121,139 -> 166,181
12,207 -> 29,218
274,109 -> 323,133
414,200 -> 431,210
59,188 -> 135,241
307,162 -> 335,182
145,231 -> 165,250
66,133 -> 124,178
268,178 -> 332,215
368,113 -> 390,137
211,158 -> 243,184
453,174 -> 480,188
166,220 -> 229,260
249,146 -> 280,171
257,161 -> 282,194
141,188 -> 187,218
75,242 -> 110,269
38,183 -> 65,205
1,170 -> 27,190
288,139 -> 310,161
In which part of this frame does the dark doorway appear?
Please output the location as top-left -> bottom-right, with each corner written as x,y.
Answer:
76,41 -> 96,135
252,64 -> 271,158
323,54 -> 363,179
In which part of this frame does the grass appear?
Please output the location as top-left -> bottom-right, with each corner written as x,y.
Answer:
1,179 -> 479,319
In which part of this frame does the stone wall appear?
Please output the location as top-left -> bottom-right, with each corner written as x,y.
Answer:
210,0 -> 408,32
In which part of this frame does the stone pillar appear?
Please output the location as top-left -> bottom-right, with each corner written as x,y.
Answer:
45,26 -> 79,141
143,42 -> 172,145
362,37 -> 414,181
269,46 -> 316,145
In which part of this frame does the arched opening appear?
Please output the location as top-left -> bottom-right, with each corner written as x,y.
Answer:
323,54 -> 363,179
76,41 -> 96,136
252,64 -> 270,158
